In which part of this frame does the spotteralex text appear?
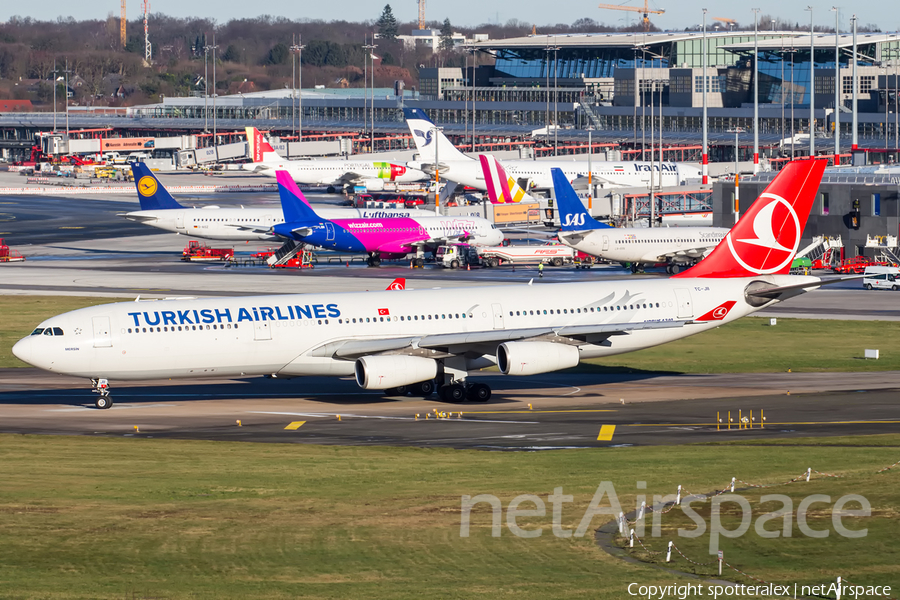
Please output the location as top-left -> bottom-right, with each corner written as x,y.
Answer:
627,582 -> 891,599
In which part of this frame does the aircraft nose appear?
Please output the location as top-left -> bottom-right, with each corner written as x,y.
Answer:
12,338 -> 33,366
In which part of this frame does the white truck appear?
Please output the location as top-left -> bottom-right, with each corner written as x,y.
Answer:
435,243 -> 576,269
862,266 -> 900,290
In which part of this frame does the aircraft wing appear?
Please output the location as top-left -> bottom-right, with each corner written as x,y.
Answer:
224,223 -> 275,235
308,319 -> 697,361
654,246 -> 713,262
119,213 -> 159,223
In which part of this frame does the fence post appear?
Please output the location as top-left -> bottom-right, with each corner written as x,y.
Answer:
666,541 -> 673,563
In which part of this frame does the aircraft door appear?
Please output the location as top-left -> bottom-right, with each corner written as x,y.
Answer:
674,288 -> 693,319
176,212 -> 185,231
325,222 -> 335,241
254,321 -> 272,341
491,303 -> 505,329
602,235 -> 609,251
92,316 -> 112,348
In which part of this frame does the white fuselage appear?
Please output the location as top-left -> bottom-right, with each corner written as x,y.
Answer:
558,227 -> 731,265
246,160 -> 428,187
124,206 -> 434,242
408,158 -> 702,191
12,276 -> 803,382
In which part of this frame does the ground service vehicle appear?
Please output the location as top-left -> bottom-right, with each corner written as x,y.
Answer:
182,241 -> 234,262
0,238 -> 25,262
862,266 -> 900,290
436,243 -> 576,268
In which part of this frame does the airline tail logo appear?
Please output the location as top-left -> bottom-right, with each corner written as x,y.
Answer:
386,278 -> 405,290
562,213 -> 586,228
137,176 -> 157,197
726,194 -> 800,275
413,129 -> 433,147
374,163 -> 407,181
695,300 -> 737,321
672,159 -> 826,279
479,155 -> 529,204
245,127 -> 276,163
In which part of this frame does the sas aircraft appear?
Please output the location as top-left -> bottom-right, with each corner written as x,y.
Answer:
241,127 -> 428,192
124,163 -> 428,242
551,168 -> 730,274
404,108 -> 702,191
15,160 -> 842,408
273,171 -> 503,266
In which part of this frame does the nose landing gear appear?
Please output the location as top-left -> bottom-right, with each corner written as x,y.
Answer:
90,378 -> 114,409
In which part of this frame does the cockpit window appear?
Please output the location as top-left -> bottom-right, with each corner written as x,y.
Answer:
30,328 -> 44,336
52,327 -> 64,336
43,329 -> 53,336
36,327 -> 64,336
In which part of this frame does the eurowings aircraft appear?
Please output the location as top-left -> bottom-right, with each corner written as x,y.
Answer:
15,160 -> 839,408
552,168 -> 730,274
404,108 -> 702,191
241,127 -> 428,192
272,171 -> 503,266
123,163 -> 429,242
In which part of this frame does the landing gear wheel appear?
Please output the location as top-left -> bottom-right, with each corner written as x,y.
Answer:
439,384 -> 467,403
665,265 -> 673,274
630,263 -> 638,274
384,386 -> 409,397
467,383 -> 491,402
411,380 -> 435,397
326,186 -> 336,194
670,263 -> 681,274
95,396 -> 113,410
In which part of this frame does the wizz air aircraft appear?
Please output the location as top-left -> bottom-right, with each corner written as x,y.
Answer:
14,160 -> 839,408
241,127 -> 428,192
273,171 -> 503,266
123,163 -> 428,242
552,168 -> 730,274
404,108 -> 702,191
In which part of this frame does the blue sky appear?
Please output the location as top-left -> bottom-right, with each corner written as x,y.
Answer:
0,1 -> 891,31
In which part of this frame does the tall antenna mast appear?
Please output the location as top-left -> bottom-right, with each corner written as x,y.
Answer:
120,0 -> 126,48
417,0 -> 426,30
142,0 -> 151,62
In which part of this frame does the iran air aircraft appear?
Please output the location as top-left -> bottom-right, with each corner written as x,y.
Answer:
404,108 -> 702,191
241,127 -> 428,192
551,167 -> 730,274
14,159 -> 841,409
123,163 -> 429,242
272,170 -> 503,266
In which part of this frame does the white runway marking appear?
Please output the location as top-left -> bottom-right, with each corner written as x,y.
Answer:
246,410 -> 538,424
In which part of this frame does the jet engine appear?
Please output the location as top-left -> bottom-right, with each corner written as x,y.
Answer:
354,355 -> 438,390
497,341 -> 580,376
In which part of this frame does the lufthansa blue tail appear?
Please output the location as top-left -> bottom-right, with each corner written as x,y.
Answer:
131,163 -> 185,210
551,168 -> 613,231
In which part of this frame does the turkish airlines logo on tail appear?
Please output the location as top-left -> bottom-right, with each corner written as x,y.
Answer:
386,278 -> 405,291
695,300 -> 737,321
725,193 -> 801,275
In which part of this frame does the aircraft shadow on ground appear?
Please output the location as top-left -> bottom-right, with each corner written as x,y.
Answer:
0,370 -> 675,407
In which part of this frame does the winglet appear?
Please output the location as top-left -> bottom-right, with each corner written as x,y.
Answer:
131,163 -> 185,210
479,155 -> 532,204
673,158 -> 827,278
276,171 -> 319,223
551,168 -> 612,231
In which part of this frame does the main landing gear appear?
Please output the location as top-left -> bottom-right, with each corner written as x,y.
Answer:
91,378 -> 114,409
366,253 -> 382,267
382,380 -> 491,403
665,263 -> 682,275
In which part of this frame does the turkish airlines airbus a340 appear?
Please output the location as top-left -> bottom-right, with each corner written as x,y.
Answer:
15,159 -> 838,407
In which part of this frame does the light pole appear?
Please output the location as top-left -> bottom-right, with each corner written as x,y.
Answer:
291,36 -> 305,142
752,8 -> 760,174
203,41 -> 210,132
299,36 -> 305,142
852,14 -> 858,153
832,7 -> 840,165
363,38 -> 377,148
553,39 -> 559,157
51,59 -> 58,133
587,126 -> 593,211
807,5 -> 815,158
702,8 -> 709,185
432,125 -> 442,215
64,58 -> 70,137
210,35 -> 218,147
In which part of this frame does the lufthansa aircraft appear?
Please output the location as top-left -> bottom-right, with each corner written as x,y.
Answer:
123,163 -> 429,242
404,108 -> 702,191
14,159 -> 834,408
241,127 -> 428,192
272,171 -> 503,266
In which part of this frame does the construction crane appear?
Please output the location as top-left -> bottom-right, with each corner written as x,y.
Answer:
417,0 -> 425,30
598,1 -> 665,32
120,0 -> 126,48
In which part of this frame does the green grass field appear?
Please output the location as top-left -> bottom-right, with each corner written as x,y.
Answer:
0,435 -> 897,599
1,295 -> 899,372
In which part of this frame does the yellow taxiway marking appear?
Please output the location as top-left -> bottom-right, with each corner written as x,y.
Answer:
284,421 -> 306,430
59,226 -> 84,229
597,425 -> 616,441
463,409 -> 617,415
626,420 -> 900,427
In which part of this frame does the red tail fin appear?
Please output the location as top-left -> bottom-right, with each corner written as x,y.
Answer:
673,159 -> 827,278
386,278 -> 406,291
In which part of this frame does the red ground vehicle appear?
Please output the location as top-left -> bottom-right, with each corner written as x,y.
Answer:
404,196 -> 426,207
833,255 -> 886,274
182,241 -> 234,262
0,238 -> 25,262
